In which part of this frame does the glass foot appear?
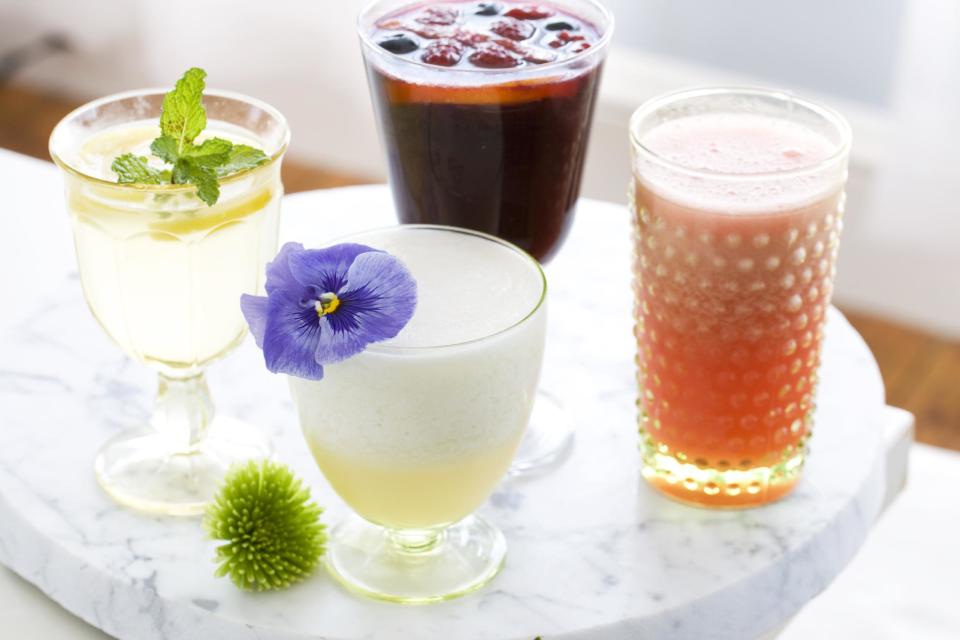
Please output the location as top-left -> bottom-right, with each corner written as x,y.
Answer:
94,417 -> 270,516
324,514 -> 506,604
639,441 -> 806,508
509,389 -> 574,476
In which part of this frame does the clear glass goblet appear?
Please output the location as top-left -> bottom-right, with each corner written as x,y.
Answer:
49,89 -> 289,516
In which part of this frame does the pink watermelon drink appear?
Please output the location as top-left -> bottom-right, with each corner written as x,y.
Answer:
629,88 -> 851,507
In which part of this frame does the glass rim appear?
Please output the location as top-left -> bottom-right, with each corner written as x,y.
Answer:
329,224 -> 547,354
356,0 -> 615,76
48,87 -> 290,190
629,86 -> 853,181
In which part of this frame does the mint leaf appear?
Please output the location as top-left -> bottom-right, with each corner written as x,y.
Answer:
173,158 -> 220,206
160,67 -> 207,154
189,165 -> 220,206
112,154 -> 162,184
150,135 -> 180,165
216,144 -> 268,177
184,137 -> 233,167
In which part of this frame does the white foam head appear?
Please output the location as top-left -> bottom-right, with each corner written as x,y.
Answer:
294,225 -> 548,470
337,226 -> 545,348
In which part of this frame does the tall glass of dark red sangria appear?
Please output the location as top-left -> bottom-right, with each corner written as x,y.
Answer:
358,0 -> 613,473
359,0 -> 611,263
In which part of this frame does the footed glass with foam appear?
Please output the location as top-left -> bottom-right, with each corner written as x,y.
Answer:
49,89 -> 289,516
289,226 -> 547,603
629,88 -> 851,508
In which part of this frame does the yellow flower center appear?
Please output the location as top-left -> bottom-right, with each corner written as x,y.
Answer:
315,292 -> 340,317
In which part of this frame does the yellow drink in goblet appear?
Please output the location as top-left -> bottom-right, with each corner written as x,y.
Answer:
50,89 -> 289,515
70,122 -> 280,369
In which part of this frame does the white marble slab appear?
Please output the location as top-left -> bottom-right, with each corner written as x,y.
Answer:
0,184 -> 899,639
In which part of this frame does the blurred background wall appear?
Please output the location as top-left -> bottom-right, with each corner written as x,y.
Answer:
1,0 -> 958,337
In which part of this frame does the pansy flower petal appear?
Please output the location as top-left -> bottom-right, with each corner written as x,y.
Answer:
314,251 -> 417,364
239,294 -> 269,348
264,242 -> 306,297
287,243 -> 381,294
313,315 -> 369,365
342,251 -> 418,342
262,294 -> 325,380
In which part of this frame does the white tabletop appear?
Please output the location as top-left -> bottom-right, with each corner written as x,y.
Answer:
0,150 -> 913,639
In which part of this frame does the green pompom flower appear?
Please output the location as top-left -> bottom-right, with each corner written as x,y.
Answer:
204,460 -> 326,591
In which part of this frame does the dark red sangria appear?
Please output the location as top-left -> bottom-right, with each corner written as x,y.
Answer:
358,1 -> 612,262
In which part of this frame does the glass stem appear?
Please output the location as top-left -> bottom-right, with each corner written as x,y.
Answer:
150,372 -> 214,454
388,528 -> 444,554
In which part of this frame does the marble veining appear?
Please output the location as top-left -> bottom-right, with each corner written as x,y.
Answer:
0,186 -> 892,639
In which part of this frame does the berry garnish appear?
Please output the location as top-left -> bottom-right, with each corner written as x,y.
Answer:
376,18 -> 404,30
569,41 -> 591,54
404,23 -> 456,39
415,6 -> 459,25
506,42 -> 557,64
468,41 -> 522,68
492,37 -> 521,52
490,18 -> 535,41
474,2 -> 501,15
524,51 -> 556,64
548,30 -> 586,48
378,34 -> 420,55
545,20 -> 577,31
504,4 -> 554,20
558,30 -> 586,43
421,39 -> 465,66
455,29 -> 491,45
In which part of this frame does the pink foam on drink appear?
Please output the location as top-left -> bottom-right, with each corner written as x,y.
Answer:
637,113 -> 841,214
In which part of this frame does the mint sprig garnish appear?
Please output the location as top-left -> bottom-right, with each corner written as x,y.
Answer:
109,67 -> 268,206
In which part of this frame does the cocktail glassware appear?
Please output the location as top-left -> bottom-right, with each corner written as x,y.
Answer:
629,87 -> 851,507
49,89 -> 289,516
358,0 -> 613,474
290,225 -> 547,603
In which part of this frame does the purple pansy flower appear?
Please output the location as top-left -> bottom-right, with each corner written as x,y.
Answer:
241,242 -> 417,380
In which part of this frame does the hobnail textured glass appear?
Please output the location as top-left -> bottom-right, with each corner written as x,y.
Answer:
628,88 -> 851,508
